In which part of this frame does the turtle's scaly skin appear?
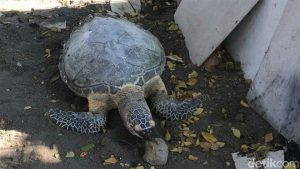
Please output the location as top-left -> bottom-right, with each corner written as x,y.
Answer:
48,17 -> 207,138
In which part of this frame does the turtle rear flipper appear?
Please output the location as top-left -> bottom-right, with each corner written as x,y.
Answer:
48,109 -> 107,134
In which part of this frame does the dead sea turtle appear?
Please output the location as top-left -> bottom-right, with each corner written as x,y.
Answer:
48,17 -> 206,138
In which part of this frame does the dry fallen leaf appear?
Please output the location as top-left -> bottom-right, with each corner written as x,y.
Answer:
203,54 -> 221,72
50,99 -> 57,103
166,54 -> 184,63
284,162 -> 297,169
231,127 -> 241,138
193,108 -> 204,116
168,24 -> 179,31
256,145 -> 273,152
194,138 -> 200,146
45,48 -> 51,57
216,142 -> 225,148
136,165 -> 144,169
170,147 -> 183,153
192,92 -> 202,98
265,133 -> 273,143
167,61 -> 176,70
186,78 -> 198,86
65,151 -> 75,158
187,154 -> 198,161
80,151 -> 88,157
103,155 -> 118,165
199,142 -> 211,151
241,144 -> 249,152
201,132 -> 217,143
165,130 -> 171,141
188,71 -> 198,79
176,80 -> 187,89
183,141 -> 193,146
24,106 -> 32,111
240,100 -> 250,108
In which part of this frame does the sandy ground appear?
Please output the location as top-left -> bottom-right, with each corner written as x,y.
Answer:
0,1 -> 299,169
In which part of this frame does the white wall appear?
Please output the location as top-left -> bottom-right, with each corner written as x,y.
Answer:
246,0 -> 300,144
225,0 -> 288,80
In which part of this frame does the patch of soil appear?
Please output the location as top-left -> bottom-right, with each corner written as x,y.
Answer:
0,1 -> 298,169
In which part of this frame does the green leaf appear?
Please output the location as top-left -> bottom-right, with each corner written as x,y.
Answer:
80,144 -> 95,152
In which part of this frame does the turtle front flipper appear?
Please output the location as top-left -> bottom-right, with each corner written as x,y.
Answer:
147,76 -> 208,121
150,94 -> 207,121
48,109 -> 107,134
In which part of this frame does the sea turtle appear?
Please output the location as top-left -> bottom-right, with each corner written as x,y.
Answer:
48,17 -> 206,138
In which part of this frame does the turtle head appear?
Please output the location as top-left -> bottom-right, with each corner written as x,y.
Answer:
127,107 -> 155,138
117,86 -> 155,139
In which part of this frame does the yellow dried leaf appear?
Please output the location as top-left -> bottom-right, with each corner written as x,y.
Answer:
216,142 -> 225,148
194,138 -> 200,146
190,133 -> 197,138
241,144 -> 249,152
199,142 -> 211,151
50,99 -> 57,103
65,151 -> 75,158
188,71 -> 198,79
136,165 -> 144,169
284,162 -> 297,169
256,145 -> 273,152
170,75 -> 177,84
193,116 -> 200,121
45,49 -> 51,54
251,143 -> 261,150
150,166 -> 155,169
168,24 -> 179,31
166,54 -> 183,63
192,92 -> 202,98
201,132 -> 217,143
187,155 -> 198,161
186,78 -> 198,86
265,133 -> 273,143
166,61 -> 176,70
193,108 -> 204,116
183,141 -> 193,146
51,27 -> 59,32
176,80 -> 187,89
165,130 -> 171,141
182,127 -> 190,131
231,127 -> 241,138
170,147 -> 179,152
24,106 -> 32,110
240,100 -> 249,108
103,155 -> 118,165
